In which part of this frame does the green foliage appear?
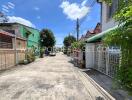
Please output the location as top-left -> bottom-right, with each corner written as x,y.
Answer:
102,0 -> 132,8
40,47 -> 45,58
40,29 -> 56,47
63,35 -> 76,47
103,0 -> 132,93
71,41 -> 85,51
27,49 -> 36,63
102,0 -> 112,4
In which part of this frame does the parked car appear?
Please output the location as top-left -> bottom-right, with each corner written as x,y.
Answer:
49,51 -> 56,56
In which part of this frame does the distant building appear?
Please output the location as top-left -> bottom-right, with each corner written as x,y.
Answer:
80,23 -> 101,41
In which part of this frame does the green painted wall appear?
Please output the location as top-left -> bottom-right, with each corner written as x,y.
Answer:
19,25 -> 40,56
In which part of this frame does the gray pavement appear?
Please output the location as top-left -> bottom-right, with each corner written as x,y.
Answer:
0,53 -> 114,100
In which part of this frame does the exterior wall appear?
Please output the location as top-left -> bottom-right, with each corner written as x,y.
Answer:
0,50 -> 15,70
71,50 -> 85,68
12,38 -> 26,50
16,39 -> 26,50
101,2 -> 118,31
0,23 -> 40,50
85,43 -> 95,68
19,25 -> 40,49
0,24 -> 21,37
0,34 -> 13,49
0,49 -> 26,71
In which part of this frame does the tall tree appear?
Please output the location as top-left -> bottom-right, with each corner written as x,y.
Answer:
63,35 -> 76,47
40,29 -> 56,47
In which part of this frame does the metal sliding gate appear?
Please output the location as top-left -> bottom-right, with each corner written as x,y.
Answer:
94,44 -> 120,78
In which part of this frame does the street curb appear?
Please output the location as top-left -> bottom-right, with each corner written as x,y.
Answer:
74,68 -> 115,100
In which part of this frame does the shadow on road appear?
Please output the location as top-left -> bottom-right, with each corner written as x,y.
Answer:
83,69 -> 132,100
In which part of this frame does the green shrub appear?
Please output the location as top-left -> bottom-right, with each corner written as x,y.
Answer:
40,47 -> 45,58
26,49 -> 36,63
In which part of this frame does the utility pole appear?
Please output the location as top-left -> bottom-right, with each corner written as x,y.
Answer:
76,18 -> 79,41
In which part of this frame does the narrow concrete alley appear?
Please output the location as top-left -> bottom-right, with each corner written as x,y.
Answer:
0,53 -> 114,100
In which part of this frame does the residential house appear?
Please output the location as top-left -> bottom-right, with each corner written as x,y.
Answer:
0,29 -> 26,70
80,23 -> 101,41
0,22 -> 40,70
0,23 -> 40,55
85,0 -> 120,77
0,29 -> 14,49
72,23 -> 101,68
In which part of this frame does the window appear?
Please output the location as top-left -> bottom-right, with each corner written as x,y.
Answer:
0,34 -> 13,49
107,0 -> 118,20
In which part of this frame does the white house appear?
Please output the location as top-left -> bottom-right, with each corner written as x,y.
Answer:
85,0 -> 120,77
99,0 -> 118,31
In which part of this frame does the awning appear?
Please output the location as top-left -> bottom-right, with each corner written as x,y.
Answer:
0,30 -> 15,37
86,26 -> 118,43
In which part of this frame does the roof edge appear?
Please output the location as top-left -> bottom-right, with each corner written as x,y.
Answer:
0,22 -> 40,32
86,26 -> 118,43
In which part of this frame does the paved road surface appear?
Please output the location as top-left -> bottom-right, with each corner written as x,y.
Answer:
0,53 -> 114,100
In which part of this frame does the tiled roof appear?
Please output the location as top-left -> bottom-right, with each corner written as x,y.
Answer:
80,23 -> 102,40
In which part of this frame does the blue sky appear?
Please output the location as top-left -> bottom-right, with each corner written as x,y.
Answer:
0,0 -> 100,47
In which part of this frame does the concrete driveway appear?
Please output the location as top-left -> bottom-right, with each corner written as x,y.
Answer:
0,53 -> 114,100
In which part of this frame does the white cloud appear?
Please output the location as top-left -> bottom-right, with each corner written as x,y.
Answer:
60,1 -> 90,20
81,0 -> 88,6
34,7 -> 40,11
7,16 -> 35,28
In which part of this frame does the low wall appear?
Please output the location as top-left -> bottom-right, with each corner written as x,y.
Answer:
71,50 -> 85,68
0,49 -> 26,71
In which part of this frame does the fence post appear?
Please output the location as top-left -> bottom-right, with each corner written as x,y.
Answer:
12,37 -> 17,65
106,47 -> 109,75
4,51 -> 6,69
